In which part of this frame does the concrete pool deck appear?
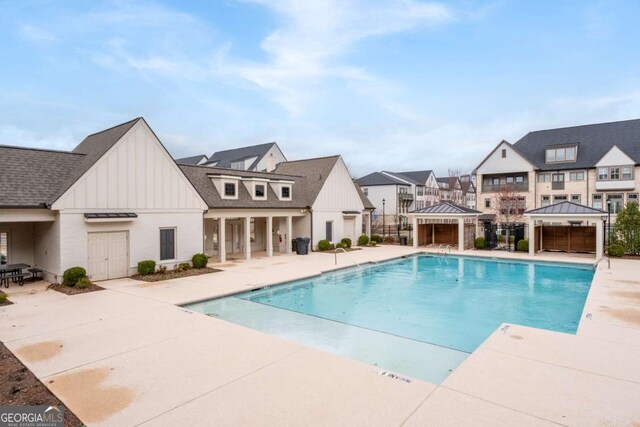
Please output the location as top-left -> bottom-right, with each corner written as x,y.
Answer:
0,247 -> 639,426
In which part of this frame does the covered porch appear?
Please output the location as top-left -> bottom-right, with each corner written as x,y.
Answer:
408,203 -> 481,250
0,209 -> 57,282
525,201 -> 607,259
203,209 -> 308,263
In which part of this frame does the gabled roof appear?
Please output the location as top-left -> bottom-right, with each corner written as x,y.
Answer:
410,202 -> 481,215
274,155 -> 341,206
0,117 -> 141,208
473,139 -> 535,173
460,180 -> 475,194
513,118 -> 640,171
354,183 -> 375,210
525,201 -> 606,215
384,170 -> 434,186
176,154 -> 208,165
356,172 -> 406,186
203,142 -> 283,170
179,164 -> 308,209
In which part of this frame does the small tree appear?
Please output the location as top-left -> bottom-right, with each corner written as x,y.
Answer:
612,202 -> 640,255
492,184 -> 526,251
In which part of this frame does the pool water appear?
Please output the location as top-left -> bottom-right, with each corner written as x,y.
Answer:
186,255 -> 593,383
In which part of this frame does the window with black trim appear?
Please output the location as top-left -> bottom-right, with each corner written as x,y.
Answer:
281,186 -> 291,199
224,182 -> 236,197
255,184 -> 265,198
160,228 -> 176,261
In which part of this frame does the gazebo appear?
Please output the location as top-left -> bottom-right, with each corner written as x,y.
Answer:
525,201 -> 607,259
408,202 -> 481,250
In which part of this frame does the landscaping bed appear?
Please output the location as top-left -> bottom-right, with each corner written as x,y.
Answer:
48,283 -> 105,295
0,343 -> 82,426
0,291 -> 12,306
132,267 -> 220,282
323,247 -> 363,254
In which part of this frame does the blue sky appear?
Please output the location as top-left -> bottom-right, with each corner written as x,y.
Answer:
1,0 -> 639,176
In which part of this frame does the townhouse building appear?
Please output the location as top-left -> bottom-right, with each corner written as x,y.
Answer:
475,119 -> 640,224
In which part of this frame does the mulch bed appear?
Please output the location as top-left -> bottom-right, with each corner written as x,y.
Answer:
0,343 -> 83,426
48,283 -> 105,295
131,267 -> 220,282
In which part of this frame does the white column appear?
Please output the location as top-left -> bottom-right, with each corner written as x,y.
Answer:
528,218 -> 536,256
266,216 -> 273,257
457,217 -> 465,250
365,213 -> 371,237
244,217 -> 251,260
218,218 -> 226,263
596,220 -> 604,259
286,216 -> 293,254
412,216 -> 419,248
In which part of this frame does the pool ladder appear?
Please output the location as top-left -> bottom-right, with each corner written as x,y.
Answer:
594,255 -> 610,271
438,244 -> 451,255
334,248 -> 364,271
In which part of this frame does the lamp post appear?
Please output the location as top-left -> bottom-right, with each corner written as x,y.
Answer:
607,200 -> 611,251
382,198 -> 386,238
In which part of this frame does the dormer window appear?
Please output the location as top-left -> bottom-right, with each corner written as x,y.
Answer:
546,145 -> 577,163
281,186 -> 291,199
231,161 -> 245,170
255,184 -> 265,198
224,182 -> 236,197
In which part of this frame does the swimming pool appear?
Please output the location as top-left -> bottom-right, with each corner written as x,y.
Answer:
186,255 -> 594,383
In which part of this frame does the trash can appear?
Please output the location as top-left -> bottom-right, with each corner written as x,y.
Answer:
296,237 -> 310,255
292,239 -> 298,253
399,235 -> 408,246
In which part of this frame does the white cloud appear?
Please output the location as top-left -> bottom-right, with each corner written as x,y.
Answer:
219,0 -> 454,112
19,24 -> 57,44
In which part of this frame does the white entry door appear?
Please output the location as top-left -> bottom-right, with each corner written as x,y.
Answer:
344,217 -> 356,241
88,232 -> 129,281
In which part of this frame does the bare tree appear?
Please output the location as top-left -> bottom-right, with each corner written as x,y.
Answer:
448,168 -> 463,205
492,184 -> 526,250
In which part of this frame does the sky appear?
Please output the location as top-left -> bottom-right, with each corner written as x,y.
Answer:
1,0 -> 640,177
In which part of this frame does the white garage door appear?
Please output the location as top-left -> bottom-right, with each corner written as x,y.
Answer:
88,232 -> 129,281
343,218 -> 356,242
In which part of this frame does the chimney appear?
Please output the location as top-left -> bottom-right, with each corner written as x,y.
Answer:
266,154 -> 276,172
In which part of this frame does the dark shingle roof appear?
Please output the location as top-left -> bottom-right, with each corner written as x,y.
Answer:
513,118 -> 640,171
356,172 -> 406,186
387,170 -> 434,185
204,142 -> 282,170
410,202 -> 481,214
179,164 -> 309,209
274,156 -> 341,206
0,118 -> 141,207
525,201 -> 606,215
176,154 -> 208,165
0,146 -> 84,207
460,180 -> 475,194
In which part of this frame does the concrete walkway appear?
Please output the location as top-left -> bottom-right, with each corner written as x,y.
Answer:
1,247 -> 639,426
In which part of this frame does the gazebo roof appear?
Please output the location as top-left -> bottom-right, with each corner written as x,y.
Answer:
409,202 -> 481,215
525,201 -> 606,215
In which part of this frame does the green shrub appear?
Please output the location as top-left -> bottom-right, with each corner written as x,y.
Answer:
137,260 -> 156,276
0,293 -> 7,303
75,277 -> 92,289
371,234 -> 383,243
330,243 -> 336,250
335,242 -> 346,249
516,239 -> 529,252
63,267 -> 87,287
318,240 -> 331,251
340,237 -> 352,248
357,235 -> 370,246
370,241 -> 377,247
383,235 -> 396,244
157,265 -> 167,274
192,253 -> 208,269
497,234 -> 506,243
608,243 -> 625,257
176,263 -> 191,272
474,237 -> 486,249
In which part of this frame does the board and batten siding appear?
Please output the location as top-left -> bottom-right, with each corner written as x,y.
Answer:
311,157 -> 364,247
52,120 -> 207,211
